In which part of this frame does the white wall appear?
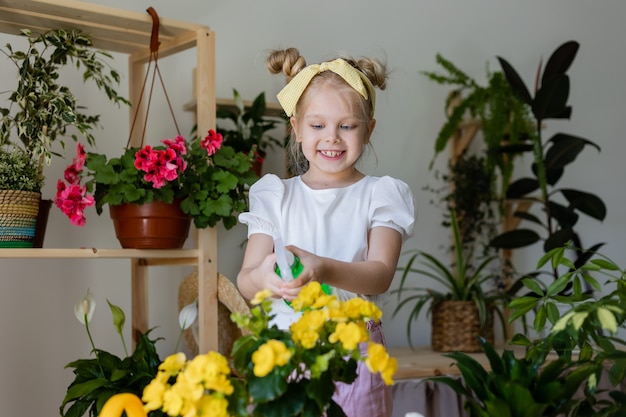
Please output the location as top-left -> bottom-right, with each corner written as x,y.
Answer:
2,1 -> 626,415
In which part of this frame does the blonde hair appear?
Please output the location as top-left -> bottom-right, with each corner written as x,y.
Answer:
267,48 -> 388,175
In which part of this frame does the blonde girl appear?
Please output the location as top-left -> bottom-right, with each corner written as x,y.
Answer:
237,47 -> 415,417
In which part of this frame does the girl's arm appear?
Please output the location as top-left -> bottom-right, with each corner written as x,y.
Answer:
283,227 -> 403,298
236,233 -> 286,300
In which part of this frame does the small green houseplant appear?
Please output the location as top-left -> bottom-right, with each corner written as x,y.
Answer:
392,209 -> 508,349
0,145 -> 43,192
0,28 -> 128,167
216,89 -> 285,175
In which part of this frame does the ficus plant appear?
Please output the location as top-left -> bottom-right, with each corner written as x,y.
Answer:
489,40 -> 607,285
0,28 -> 129,166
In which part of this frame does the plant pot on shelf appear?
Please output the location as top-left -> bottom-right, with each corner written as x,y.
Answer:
0,189 -> 41,248
109,200 -> 192,249
431,300 -> 494,352
33,198 -> 52,248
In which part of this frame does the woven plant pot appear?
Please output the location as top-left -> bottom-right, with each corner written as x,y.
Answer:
431,300 -> 494,352
0,189 -> 41,248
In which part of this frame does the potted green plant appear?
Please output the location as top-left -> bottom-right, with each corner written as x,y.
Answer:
0,145 -> 45,247
95,281 -> 398,417
54,129 -> 257,248
216,88 -> 285,176
392,209 -> 508,351
489,40 -> 607,297
61,290 -> 198,417
0,28 -> 128,245
431,244 -> 626,417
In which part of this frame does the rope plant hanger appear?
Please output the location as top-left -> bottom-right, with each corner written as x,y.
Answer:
127,6 -> 181,149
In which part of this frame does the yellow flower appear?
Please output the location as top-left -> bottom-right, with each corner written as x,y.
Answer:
290,327 -> 320,349
142,378 -> 167,412
290,309 -> 328,349
162,386 -> 185,416
310,293 -> 337,309
342,297 -> 382,321
251,288 -> 273,305
365,342 -> 397,385
186,351 -> 232,387
197,394 -> 229,417
159,352 -> 187,375
173,372 -> 205,403
252,339 -> 292,377
291,281 -> 324,311
328,321 -> 368,350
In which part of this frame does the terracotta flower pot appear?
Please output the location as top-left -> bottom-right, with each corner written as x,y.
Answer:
109,201 -> 191,249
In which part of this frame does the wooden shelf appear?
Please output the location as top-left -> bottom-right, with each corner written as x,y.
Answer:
0,0 -> 220,353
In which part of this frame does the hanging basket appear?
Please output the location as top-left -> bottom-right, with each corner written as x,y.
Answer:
431,300 -> 494,352
109,200 -> 191,249
0,190 -> 41,248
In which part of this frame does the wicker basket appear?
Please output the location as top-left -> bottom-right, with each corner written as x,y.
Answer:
431,300 -> 494,352
0,189 -> 41,248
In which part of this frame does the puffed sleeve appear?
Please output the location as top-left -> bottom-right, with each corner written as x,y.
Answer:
238,174 -> 285,238
370,176 -> 416,242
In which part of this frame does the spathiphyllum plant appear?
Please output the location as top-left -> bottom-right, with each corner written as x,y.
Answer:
61,290 -> 198,417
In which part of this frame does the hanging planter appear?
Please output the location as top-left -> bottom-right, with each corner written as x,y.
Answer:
109,200 -> 191,249
0,190 -> 41,248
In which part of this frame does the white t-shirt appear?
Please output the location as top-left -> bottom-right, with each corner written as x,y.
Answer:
238,173 -> 415,329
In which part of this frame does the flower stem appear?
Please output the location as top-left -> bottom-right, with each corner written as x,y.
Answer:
84,314 -> 105,375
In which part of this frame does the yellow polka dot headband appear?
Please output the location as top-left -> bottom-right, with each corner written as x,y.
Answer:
276,58 -> 376,117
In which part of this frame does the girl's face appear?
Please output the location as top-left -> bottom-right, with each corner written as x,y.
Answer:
291,83 -> 375,186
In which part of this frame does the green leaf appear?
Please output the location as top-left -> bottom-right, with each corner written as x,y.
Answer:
62,378 -> 109,402
107,300 -> 125,336
490,229 -> 541,249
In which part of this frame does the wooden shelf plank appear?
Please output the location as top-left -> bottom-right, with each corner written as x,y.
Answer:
0,0 -> 208,54
0,248 -> 198,260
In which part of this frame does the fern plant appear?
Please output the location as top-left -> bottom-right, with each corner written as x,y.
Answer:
422,54 -> 537,201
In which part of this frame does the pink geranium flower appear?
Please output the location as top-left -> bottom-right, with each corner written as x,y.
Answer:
54,180 -> 95,226
201,129 -> 223,156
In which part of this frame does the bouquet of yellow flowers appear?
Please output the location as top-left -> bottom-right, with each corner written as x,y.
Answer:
100,281 -> 397,417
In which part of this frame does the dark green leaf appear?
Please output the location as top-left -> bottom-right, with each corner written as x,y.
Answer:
541,41 -> 579,85
497,56 -> 532,104
560,189 -> 607,221
506,177 -> 538,198
533,74 -> 571,120
490,229 -> 540,249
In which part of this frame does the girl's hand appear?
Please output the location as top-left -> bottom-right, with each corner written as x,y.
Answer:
280,245 -> 327,300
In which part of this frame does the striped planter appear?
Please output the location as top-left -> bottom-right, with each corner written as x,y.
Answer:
0,189 -> 41,248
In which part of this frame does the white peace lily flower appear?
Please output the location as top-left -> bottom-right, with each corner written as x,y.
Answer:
178,301 -> 198,330
74,289 -> 96,324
